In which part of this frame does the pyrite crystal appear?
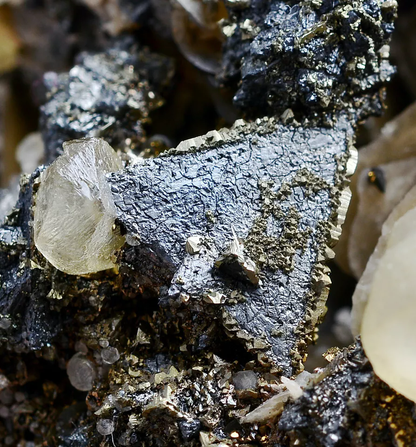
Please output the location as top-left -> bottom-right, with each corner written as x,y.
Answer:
34,138 -> 125,275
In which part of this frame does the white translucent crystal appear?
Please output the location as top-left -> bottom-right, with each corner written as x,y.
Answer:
353,184 -> 416,402
352,184 -> 416,335
241,373 -> 313,423
16,132 -> 44,174
34,138 -> 125,275
67,353 -> 97,391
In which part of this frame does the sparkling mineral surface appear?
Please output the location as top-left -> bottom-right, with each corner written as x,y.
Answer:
220,0 -> 397,121
109,117 -> 356,374
34,138 -> 125,275
278,340 -> 416,446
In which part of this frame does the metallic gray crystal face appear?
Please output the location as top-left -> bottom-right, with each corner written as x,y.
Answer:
108,119 -> 354,375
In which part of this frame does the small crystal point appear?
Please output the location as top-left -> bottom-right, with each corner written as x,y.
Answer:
34,138 -> 125,275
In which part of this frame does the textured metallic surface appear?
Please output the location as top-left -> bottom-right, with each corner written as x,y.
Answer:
220,0 -> 397,121
278,340 -> 416,446
0,170 -> 62,351
40,44 -> 174,163
109,117 -> 356,375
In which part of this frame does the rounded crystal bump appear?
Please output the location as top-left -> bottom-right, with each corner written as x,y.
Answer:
34,138 -> 125,275
361,204 -> 416,403
101,347 -> 120,365
97,419 -> 115,436
67,353 -> 97,391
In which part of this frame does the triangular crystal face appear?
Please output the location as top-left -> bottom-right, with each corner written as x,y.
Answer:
108,117 -> 357,375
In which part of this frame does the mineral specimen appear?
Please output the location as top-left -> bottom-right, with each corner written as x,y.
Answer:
109,117 -> 356,374
351,183 -> 416,402
0,0 -> 402,443
0,170 -> 63,352
220,0 -> 397,121
67,353 -> 97,391
34,138 -> 125,275
349,157 -> 416,277
171,0 -> 227,73
277,340 -> 416,446
15,132 -> 44,174
336,101 -> 416,276
40,44 -> 174,163
352,185 -> 416,334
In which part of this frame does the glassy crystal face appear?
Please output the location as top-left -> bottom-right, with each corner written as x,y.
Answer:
361,203 -> 416,403
34,138 -> 125,275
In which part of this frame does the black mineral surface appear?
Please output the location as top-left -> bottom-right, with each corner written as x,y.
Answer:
220,0 -> 397,122
277,340 -> 416,446
40,44 -> 174,163
0,0 -> 410,445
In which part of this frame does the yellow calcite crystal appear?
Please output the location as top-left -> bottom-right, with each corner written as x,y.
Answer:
354,184 -> 416,402
34,138 -> 125,275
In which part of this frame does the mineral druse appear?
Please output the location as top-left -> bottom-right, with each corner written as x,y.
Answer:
108,117 -> 356,374
277,340 -> 416,446
40,44 -> 174,163
0,170 -> 63,352
34,138 -> 125,275
220,0 -> 397,122
0,0 -> 403,444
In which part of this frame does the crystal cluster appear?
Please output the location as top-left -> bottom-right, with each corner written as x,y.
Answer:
108,118 -> 356,374
40,45 -> 173,162
221,0 -> 397,121
0,0 -> 407,444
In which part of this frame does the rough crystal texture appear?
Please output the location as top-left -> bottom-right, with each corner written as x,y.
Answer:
40,45 -> 174,163
108,117 -> 356,374
34,138 -> 125,275
0,170 -> 62,351
220,0 -> 397,122
277,340 -> 416,446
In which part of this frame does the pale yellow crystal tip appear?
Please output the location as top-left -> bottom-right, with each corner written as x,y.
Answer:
34,138 -> 125,275
359,191 -> 416,403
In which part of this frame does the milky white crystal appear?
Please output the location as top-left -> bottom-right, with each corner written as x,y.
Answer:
34,138 -> 125,275
353,184 -> 416,402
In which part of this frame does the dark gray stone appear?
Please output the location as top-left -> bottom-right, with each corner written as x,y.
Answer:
40,44 -> 174,163
277,340 -> 416,446
220,0 -> 397,122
